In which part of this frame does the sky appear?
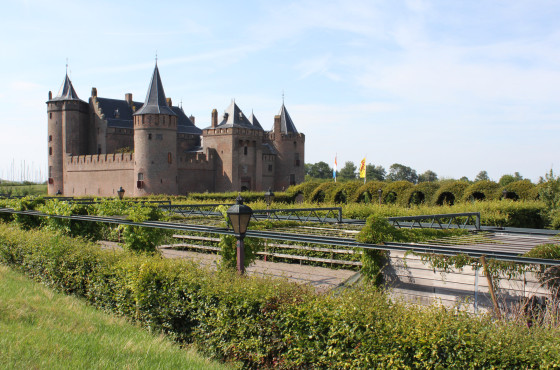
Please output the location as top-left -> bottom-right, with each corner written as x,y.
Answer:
1,0 -> 559,183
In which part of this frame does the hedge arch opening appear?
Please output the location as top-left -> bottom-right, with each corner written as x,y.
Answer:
502,191 -> 520,201
471,192 -> 486,201
408,191 -> 426,206
384,191 -> 397,204
294,192 -> 304,204
334,190 -> 348,204
312,190 -> 325,203
357,191 -> 372,204
436,192 -> 455,206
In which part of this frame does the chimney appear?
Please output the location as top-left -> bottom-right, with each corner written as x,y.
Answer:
48,91 -> 52,100
211,109 -> 218,128
91,87 -> 97,97
125,93 -> 132,105
273,115 -> 281,134
189,115 -> 195,124
166,97 -> 172,107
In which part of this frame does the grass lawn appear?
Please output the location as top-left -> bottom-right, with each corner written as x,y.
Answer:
0,264 -> 232,369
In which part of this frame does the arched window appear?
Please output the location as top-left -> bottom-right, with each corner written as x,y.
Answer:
168,152 -> 172,164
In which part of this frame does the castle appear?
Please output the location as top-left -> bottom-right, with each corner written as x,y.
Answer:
46,63 -> 305,197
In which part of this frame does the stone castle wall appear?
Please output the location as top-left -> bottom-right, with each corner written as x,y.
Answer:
64,153 -> 134,197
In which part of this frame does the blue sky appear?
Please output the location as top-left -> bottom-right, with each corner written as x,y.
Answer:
1,0 -> 559,182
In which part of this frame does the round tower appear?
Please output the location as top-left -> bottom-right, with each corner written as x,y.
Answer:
46,73 -> 88,195
133,64 -> 178,196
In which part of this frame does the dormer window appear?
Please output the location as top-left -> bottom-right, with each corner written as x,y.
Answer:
114,108 -> 120,118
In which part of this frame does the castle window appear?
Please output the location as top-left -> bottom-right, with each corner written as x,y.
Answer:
294,153 -> 300,167
290,174 -> 296,186
49,147 -> 52,155
49,135 -> 52,142
293,141 -> 297,147
168,152 -> 172,164
244,146 -> 248,155
49,113 -> 52,119
138,173 -> 143,181
268,164 -> 272,172
148,133 -> 152,140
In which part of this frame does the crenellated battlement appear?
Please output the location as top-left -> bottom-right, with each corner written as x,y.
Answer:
66,153 -> 134,171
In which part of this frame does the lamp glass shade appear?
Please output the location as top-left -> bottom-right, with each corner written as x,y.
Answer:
227,196 -> 253,235
117,187 -> 125,200
264,188 -> 275,205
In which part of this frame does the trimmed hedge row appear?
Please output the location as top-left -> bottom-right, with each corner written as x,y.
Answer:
286,179 -> 539,206
1,224 -> 560,368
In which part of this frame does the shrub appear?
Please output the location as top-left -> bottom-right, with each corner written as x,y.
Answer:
462,180 -> 500,202
351,181 -> 385,203
401,182 -> 441,206
120,204 -> 170,254
286,181 -> 324,202
433,181 -> 470,205
504,179 -> 538,201
380,181 -> 413,204
309,182 -> 337,203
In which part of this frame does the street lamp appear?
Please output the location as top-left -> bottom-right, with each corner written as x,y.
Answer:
502,189 -> 507,200
378,189 -> 383,205
117,186 -> 125,200
227,195 -> 253,274
264,187 -> 275,209
55,190 -> 62,196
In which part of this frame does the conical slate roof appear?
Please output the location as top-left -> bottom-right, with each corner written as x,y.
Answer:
249,111 -> 263,129
133,64 -> 176,116
51,74 -> 82,101
276,103 -> 298,134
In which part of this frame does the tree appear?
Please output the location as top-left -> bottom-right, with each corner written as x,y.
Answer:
306,161 -> 333,179
475,171 -> 489,182
366,164 -> 386,181
386,163 -> 418,183
418,170 -> 438,183
460,176 -> 470,182
499,172 -> 523,186
338,161 -> 357,180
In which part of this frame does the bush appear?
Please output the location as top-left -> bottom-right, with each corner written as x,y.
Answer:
120,204 -> 171,254
286,181 -> 324,202
401,182 -> 441,206
380,181 -> 413,205
351,181 -> 385,203
1,224 -> 560,367
433,181 -> 470,205
309,182 -> 337,203
462,180 -> 500,202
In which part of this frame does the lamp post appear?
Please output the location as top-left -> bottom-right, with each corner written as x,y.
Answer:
378,189 -> 383,205
502,189 -> 507,200
55,190 -> 62,196
117,186 -> 125,200
264,187 -> 275,210
227,195 -> 253,274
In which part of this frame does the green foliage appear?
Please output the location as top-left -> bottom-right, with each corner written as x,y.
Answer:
309,182 -> 337,203
505,179 -> 537,201
387,163 -> 418,183
475,170 -> 490,182
286,181 -> 325,202
418,169 -> 438,183
539,170 -> 560,210
218,234 -> 262,271
338,161 -> 357,180
38,200 -> 100,239
402,182 -> 441,206
120,204 -> 170,254
499,172 -> 523,186
2,224 -> 560,368
381,180 -> 414,204
325,180 -> 362,204
11,196 -> 46,229
433,180 -> 470,205
352,180 -> 385,203
365,163 -> 386,181
462,180 -> 500,202
305,161 -> 332,179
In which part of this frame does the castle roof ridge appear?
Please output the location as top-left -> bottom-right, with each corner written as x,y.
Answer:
50,73 -> 83,102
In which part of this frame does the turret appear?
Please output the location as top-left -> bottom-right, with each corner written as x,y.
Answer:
46,72 -> 88,195
132,63 -> 178,196
271,103 -> 305,190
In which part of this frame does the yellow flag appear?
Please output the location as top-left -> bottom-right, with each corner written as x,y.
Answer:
359,158 -> 366,178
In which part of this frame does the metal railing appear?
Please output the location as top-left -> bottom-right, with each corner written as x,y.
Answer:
388,212 -> 481,231
251,207 -> 343,223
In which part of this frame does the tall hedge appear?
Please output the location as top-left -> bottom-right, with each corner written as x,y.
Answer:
462,180 -> 501,202
503,180 -> 538,200
433,181 -> 470,205
381,181 -> 414,204
351,181 -> 386,203
401,182 -> 441,206
1,224 -> 560,368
